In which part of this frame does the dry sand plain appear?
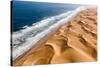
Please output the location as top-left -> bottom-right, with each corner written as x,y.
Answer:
12,6 -> 97,66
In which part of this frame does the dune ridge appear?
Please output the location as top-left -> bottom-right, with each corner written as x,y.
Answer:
12,6 -> 97,66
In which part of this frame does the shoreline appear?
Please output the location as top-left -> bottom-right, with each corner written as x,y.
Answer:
12,6 -> 97,66
12,6 -> 86,60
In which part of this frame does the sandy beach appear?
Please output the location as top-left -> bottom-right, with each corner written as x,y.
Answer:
12,6 -> 97,66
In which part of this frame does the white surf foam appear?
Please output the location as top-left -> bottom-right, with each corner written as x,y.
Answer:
12,6 -> 86,60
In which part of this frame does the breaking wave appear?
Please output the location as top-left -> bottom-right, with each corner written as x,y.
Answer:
12,6 -> 86,60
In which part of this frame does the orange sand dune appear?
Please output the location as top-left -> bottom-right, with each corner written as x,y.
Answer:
12,7 -> 97,66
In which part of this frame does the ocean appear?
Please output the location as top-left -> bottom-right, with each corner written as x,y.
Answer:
12,1 -> 81,32
12,1 -> 85,60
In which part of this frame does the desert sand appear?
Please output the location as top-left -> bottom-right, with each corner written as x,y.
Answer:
12,6 -> 97,66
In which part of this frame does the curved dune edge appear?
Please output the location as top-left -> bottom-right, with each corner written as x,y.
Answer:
12,6 -> 97,66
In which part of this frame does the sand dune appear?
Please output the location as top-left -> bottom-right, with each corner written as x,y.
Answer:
12,6 -> 97,66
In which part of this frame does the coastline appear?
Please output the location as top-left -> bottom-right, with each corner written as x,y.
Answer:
12,6 -> 86,60
12,6 -> 97,66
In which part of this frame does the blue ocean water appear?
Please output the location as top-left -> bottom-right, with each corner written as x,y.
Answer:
12,1 -> 81,32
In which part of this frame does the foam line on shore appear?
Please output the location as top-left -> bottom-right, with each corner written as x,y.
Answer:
12,6 -> 87,60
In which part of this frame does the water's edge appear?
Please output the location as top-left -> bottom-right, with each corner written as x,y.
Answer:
12,6 -> 86,60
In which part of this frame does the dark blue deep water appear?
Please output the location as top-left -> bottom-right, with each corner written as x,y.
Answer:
12,1 -> 81,32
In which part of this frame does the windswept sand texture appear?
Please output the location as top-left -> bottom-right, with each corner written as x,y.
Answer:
12,7 -> 97,66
